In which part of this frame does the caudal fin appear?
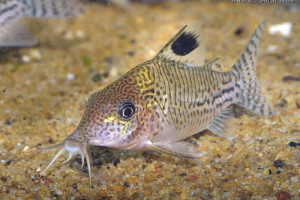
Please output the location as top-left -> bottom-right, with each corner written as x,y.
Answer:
232,21 -> 274,116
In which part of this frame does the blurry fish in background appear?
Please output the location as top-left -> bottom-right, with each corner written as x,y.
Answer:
91,0 -> 180,9
110,0 -> 131,9
0,0 -> 86,47
281,1 -> 300,12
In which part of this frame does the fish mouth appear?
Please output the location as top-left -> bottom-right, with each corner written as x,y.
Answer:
39,133 -> 93,186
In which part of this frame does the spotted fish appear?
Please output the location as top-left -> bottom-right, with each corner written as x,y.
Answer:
0,0 -> 85,46
39,21 -> 274,186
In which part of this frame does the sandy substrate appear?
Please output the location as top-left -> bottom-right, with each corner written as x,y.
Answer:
0,1 -> 299,199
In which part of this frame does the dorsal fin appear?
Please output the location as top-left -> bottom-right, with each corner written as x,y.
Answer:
155,22 -> 205,66
205,57 -> 220,69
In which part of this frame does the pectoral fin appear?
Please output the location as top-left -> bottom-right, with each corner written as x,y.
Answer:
147,140 -> 205,159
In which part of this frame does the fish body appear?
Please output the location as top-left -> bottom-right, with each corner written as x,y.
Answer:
0,0 -> 85,46
40,21 -> 274,186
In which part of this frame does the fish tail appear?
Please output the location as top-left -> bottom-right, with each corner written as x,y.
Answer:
231,21 -> 274,116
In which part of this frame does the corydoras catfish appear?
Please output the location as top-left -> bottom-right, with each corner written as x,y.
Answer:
0,0 -> 85,46
39,21 -> 274,186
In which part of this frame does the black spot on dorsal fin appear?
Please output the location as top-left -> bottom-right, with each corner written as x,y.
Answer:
154,22 -> 206,66
171,32 -> 199,56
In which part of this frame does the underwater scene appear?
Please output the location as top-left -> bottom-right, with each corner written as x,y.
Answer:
0,0 -> 299,199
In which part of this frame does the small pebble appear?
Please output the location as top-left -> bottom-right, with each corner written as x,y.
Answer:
148,49 -> 156,57
263,168 -> 272,175
276,99 -> 287,108
93,159 -> 102,167
29,49 -> 42,61
185,175 -> 197,181
75,30 -> 86,39
288,141 -> 300,147
22,55 -> 31,63
102,72 -> 109,78
282,75 -> 300,82
23,146 -> 29,152
64,31 -> 74,40
113,158 -> 120,166
234,27 -> 244,36
67,73 -> 75,81
104,56 -> 115,64
36,143 -> 42,147
290,176 -> 298,183
179,172 -> 187,176
275,191 -> 291,200
273,159 -> 285,168
6,160 -> 12,166
48,138 -> 55,144
92,74 -> 102,82
72,183 -> 77,189
110,67 -> 119,77
127,51 -> 135,57
222,192 -> 231,199
81,56 -> 92,67
268,22 -> 292,37
267,45 -> 278,52
5,119 -> 11,125
123,182 -> 130,188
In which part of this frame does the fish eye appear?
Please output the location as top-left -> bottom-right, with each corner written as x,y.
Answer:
117,100 -> 135,120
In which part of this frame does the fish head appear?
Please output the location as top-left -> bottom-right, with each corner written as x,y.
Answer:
40,66 -> 159,186
78,72 -> 154,149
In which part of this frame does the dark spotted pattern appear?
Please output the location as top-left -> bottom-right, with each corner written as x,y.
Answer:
232,21 -> 274,116
0,0 -> 22,36
22,0 -> 85,18
150,58 -> 237,141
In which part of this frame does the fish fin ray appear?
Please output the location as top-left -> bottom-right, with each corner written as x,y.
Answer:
231,21 -> 274,116
0,1 -> 24,40
148,140 -> 205,159
208,106 -> 236,141
0,19 -> 38,47
204,57 -> 221,70
231,104 -> 255,117
154,22 -> 205,66
31,143 -> 63,153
